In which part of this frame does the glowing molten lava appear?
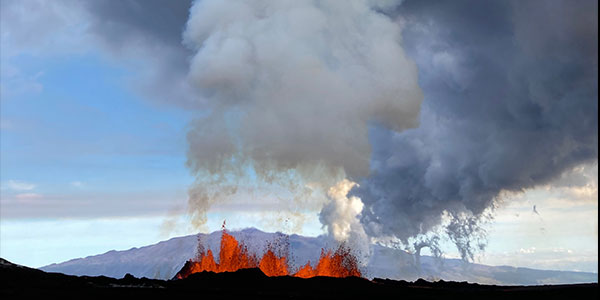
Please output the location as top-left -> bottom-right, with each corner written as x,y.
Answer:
176,226 -> 361,279
293,248 -> 362,278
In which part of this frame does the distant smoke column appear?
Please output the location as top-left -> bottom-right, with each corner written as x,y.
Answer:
182,0 -> 422,230
412,237 -> 441,276
355,0 -> 598,259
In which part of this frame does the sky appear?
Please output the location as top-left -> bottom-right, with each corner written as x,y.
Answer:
0,0 -> 597,273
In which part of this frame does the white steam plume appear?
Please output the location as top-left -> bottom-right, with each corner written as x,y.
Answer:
319,179 -> 370,262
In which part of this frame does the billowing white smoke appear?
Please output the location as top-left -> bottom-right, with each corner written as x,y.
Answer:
183,0 -> 421,234
319,179 -> 370,262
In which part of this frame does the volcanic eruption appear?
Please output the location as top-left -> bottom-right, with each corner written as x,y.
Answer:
175,222 -> 361,279
179,0 -> 597,269
0,1 -> 596,297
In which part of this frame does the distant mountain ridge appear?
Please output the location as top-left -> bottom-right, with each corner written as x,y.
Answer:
40,228 -> 598,285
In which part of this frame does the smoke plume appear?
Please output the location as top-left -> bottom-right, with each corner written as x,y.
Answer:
21,0 -> 594,262
180,0 -> 596,262
183,0 -> 422,230
319,179 -> 370,261
355,0 -> 598,259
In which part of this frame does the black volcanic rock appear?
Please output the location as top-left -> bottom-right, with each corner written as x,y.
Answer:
1,258 -> 597,300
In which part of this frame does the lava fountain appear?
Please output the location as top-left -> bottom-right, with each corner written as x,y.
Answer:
175,224 -> 361,279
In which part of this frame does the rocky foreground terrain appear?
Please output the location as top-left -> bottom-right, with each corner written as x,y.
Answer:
2,258 -> 597,299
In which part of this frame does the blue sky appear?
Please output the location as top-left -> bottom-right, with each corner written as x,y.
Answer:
0,0 -> 597,274
1,52 -> 193,215
0,14 -> 325,266
0,49 -> 197,265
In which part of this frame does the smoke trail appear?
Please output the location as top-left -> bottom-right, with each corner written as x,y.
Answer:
183,0 -> 422,230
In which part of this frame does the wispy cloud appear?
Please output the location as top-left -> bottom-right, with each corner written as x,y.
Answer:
15,193 -> 43,199
519,247 -> 536,254
70,181 -> 84,188
0,63 -> 44,100
482,248 -> 597,273
3,180 -> 36,191
13,193 -> 44,205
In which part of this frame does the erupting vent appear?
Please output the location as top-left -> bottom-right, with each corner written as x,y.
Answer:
175,224 -> 361,279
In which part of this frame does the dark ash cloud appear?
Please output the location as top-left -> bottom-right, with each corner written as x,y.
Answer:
79,0 -> 199,109
355,0 -> 598,259
81,0 -> 192,48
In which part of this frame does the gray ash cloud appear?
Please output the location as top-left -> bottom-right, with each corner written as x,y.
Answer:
354,0 -> 598,258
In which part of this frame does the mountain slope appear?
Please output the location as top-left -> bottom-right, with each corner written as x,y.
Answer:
40,228 -> 598,285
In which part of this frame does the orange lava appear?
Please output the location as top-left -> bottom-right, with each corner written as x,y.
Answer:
293,248 -> 362,278
176,225 -> 361,279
